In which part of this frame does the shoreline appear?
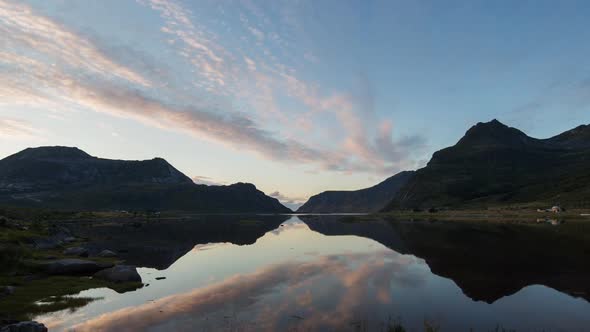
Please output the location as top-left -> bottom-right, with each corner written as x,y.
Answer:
367,208 -> 590,223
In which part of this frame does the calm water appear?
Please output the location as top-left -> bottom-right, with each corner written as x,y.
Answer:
35,216 -> 590,331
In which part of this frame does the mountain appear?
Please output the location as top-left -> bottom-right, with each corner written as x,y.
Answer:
0,147 -> 291,213
384,120 -> 590,210
297,171 -> 414,213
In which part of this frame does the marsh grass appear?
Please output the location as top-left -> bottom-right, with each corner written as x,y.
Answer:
33,295 -> 100,315
0,275 -> 142,321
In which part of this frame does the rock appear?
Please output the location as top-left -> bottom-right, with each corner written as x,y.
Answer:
63,237 -> 77,243
33,238 -> 63,250
0,321 -> 47,332
21,275 -> 42,282
63,247 -> 89,257
33,226 -> 74,250
48,225 -> 71,237
94,265 -> 141,283
44,259 -> 113,275
0,286 -> 16,299
0,321 -> 18,328
97,250 -> 117,258
1,286 -> 16,296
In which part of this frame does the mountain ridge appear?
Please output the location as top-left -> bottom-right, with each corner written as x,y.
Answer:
0,146 -> 291,213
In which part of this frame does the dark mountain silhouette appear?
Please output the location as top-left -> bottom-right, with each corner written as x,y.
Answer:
0,146 -> 291,213
297,171 -> 414,213
384,120 -> 590,210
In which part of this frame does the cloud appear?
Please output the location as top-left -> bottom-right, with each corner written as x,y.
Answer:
269,191 -> 307,210
139,0 -> 227,91
137,0 -> 426,174
0,118 -> 43,140
269,191 -> 306,204
0,0 -> 425,177
0,0 -> 149,87
192,175 -> 226,186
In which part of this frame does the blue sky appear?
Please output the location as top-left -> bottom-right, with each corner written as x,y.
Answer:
1,0 -> 590,208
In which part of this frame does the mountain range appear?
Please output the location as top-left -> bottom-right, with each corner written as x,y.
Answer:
300,119 -> 590,212
0,147 -> 291,213
2,119 -> 589,213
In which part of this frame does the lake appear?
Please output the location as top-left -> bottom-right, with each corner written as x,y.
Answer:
33,215 -> 590,331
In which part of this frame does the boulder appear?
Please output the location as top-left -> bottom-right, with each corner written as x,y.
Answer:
0,321 -> 47,332
63,237 -> 77,243
94,265 -> 141,283
1,286 -> 16,296
33,226 -> 74,250
44,259 -> 113,275
63,247 -> 89,257
0,286 -> 16,299
48,225 -> 71,237
33,238 -> 63,250
97,250 -> 118,258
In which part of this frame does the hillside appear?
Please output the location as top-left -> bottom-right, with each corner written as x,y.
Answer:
297,171 -> 414,213
0,147 -> 291,213
384,120 -> 590,210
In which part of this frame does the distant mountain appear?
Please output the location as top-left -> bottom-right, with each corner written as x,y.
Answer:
297,171 -> 414,213
0,146 -> 291,213
384,120 -> 590,210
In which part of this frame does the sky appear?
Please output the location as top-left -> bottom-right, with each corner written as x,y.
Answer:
1,0 -> 590,209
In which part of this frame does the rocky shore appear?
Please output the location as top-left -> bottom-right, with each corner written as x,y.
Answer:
0,213 -> 143,326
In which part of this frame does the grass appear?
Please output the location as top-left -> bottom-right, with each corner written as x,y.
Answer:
360,207 -> 590,224
387,319 -> 406,332
34,295 -> 99,315
0,275 -> 142,321
385,320 -> 517,332
0,215 -> 142,322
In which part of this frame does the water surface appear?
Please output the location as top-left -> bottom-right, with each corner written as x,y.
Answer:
36,216 -> 590,331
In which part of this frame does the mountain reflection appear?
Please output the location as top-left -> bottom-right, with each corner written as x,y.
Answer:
301,215 -> 590,303
43,215 -> 590,331
69,215 -> 290,269
73,214 -> 590,303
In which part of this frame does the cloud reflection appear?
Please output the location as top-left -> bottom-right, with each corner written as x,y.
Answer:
71,251 -> 425,332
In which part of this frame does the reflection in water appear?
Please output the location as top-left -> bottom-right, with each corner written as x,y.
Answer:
67,215 -> 290,269
302,215 -> 590,303
67,251 -> 424,332
36,216 -> 590,331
